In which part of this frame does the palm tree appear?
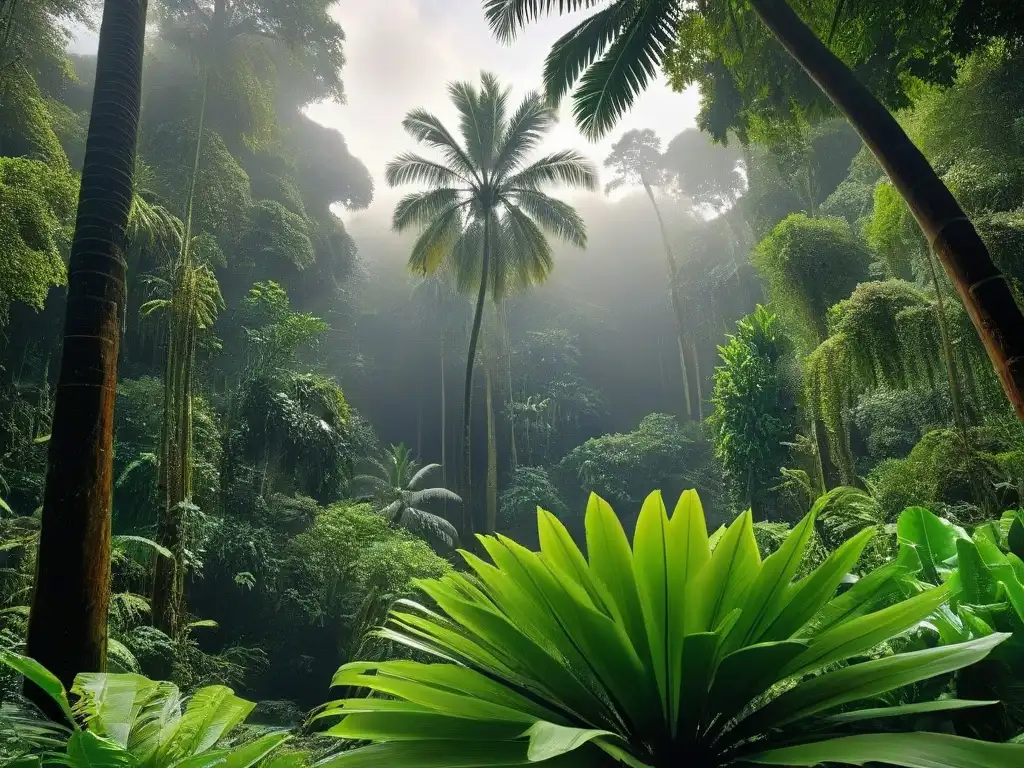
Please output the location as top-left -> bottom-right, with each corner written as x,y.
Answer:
386,72 -> 596,537
482,0 -> 1024,424
25,0 -> 149,705
352,444 -> 462,549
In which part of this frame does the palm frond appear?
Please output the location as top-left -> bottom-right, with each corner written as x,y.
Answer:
128,194 -> 183,249
407,202 -> 467,275
407,463 -> 442,489
385,152 -> 472,188
393,189 -> 464,232
505,188 -> 587,247
493,92 -> 555,180
448,75 -> 510,174
542,0 -> 635,108
503,149 -> 598,191
406,488 -> 462,507
448,220 -> 487,295
571,0 -> 679,140
398,507 -> 459,548
492,205 -> 555,296
381,499 -> 404,523
483,0 -> 603,44
350,475 -> 391,496
402,108 -> 481,182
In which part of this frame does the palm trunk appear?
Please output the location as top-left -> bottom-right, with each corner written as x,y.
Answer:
461,215 -> 490,540
440,330 -> 447,516
691,338 -> 704,421
485,364 -> 498,535
25,0 -> 147,704
645,181 -> 695,419
750,0 -> 1024,421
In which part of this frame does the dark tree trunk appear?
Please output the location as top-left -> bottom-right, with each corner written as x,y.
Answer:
461,215 -> 491,541
751,0 -> 1024,422
25,0 -> 148,709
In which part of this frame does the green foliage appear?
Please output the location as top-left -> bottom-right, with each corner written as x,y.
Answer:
0,156 -> 75,323
498,466 -> 569,527
868,429 -> 1021,523
287,501 -> 450,626
0,650 -> 289,767
238,281 -> 329,374
754,214 -> 870,348
894,504 -> 1024,740
560,413 -> 724,519
0,70 -> 67,163
852,386 -> 950,464
241,200 -> 316,273
710,306 -> 799,520
318,488 -> 1021,768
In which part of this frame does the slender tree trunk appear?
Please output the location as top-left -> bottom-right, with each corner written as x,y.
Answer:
25,0 -> 147,706
691,339 -> 704,421
751,0 -> 1024,422
461,215 -> 490,540
644,181 -> 695,419
485,364 -> 498,534
440,330 -> 447,517
153,70 -> 208,638
502,301 -> 518,470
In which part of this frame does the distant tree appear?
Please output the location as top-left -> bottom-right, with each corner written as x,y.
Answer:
26,0 -> 148,704
385,72 -> 595,538
604,128 -> 699,418
353,444 -> 461,550
661,128 -> 745,213
482,0 -> 1024,424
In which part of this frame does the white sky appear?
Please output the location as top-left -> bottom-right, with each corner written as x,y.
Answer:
71,1 -> 703,218
310,0 -> 701,217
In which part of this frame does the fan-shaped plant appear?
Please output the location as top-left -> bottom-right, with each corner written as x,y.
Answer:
352,444 -> 461,549
316,489 -> 1023,768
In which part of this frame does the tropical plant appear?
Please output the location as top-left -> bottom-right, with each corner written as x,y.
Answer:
481,0 -> 1024,423
894,504 -> 1024,740
316,488 -> 1024,767
710,306 -> 798,520
27,0 -> 149,703
0,649 -> 289,767
385,71 -> 595,535
352,444 -> 461,548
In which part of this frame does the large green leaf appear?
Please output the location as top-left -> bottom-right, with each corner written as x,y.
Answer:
746,731 -> 1024,767
66,731 -> 137,768
522,721 -> 614,762
688,510 -> 760,634
897,506 -> 967,584
155,686 -> 253,765
0,650 -> 76,727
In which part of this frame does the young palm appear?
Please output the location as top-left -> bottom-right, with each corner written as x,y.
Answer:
387,72 -> 596,537
353,444 -> 462,549
481,0 -> 1024,424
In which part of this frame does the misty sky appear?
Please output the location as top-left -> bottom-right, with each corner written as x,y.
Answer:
71,1 -> 702,227
310,0 -> 700,217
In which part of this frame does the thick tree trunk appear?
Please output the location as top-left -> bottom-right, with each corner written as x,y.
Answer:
751,0 -> 1024,421
461,216 -> 490,541
485,365 -> 498,534
25,0 -> 147,707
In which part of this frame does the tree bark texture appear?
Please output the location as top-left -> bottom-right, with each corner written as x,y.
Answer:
26,0 -> 148,706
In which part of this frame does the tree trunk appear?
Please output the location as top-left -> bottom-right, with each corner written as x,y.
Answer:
644,181 -> 695,419
751,0 -> 1024,422
25,0 -> 147,706
691,338 -> 703,421
485,364 -> 498,535
461,215 -> 490,541
153,72 -> 209,639
440,330 -> 447,517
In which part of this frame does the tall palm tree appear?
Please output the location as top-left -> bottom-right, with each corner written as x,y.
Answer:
386,72 -> 596,538
352,444 -> 462,549
482,0 -> 1024,423
26,0 -> 149,704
